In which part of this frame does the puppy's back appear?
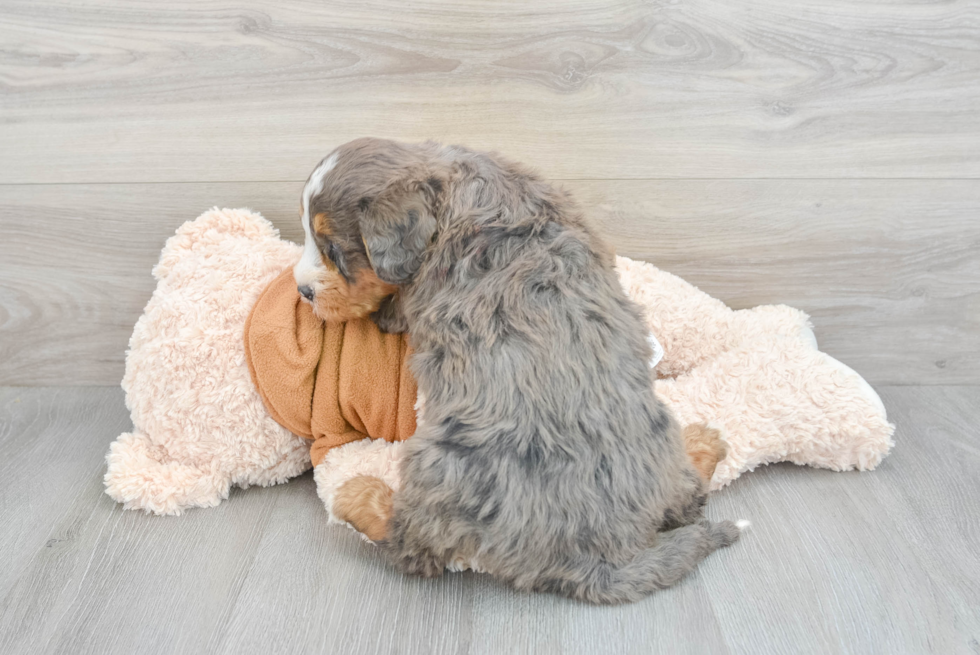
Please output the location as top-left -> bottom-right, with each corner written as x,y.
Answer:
387,148 -> 739,601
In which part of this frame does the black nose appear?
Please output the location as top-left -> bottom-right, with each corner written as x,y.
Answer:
298,285 -> 315,302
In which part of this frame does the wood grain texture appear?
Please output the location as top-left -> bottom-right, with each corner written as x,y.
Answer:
1,0 -> 978,183
703,385 -> 980,655
1,180 -> 977,386
575,179 -> 980,386
0,387 -> 131,604
0,182 -> 302,387
0,385 -> 977,654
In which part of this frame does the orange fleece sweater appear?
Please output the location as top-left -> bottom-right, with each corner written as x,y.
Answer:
244,270 -> 417,467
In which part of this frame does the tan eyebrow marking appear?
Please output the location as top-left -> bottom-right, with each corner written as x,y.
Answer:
311,212 -> 338,272
313,212 -> 331,235
361,235 -> 372,267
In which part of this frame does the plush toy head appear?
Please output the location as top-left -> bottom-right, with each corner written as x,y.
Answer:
104,209 -> 312,515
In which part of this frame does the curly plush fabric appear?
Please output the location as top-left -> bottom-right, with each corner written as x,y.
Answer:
105,208 -> 894,516
616,256 -> 894,490
105,209 -> 311,515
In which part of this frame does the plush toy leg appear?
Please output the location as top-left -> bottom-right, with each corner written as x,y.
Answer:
105,432 -> 233,516
314,440 -> 484,572
105,431 -> 312,515
616,256 -> 736,377
616,257 -> 813,379
314,439 -> 405,531
731,304 -> 815,351
655,335 -> 895,491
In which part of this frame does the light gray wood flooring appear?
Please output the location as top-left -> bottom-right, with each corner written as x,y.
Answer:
0,385 -> 977,655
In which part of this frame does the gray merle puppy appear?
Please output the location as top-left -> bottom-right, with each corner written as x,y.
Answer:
292,138 -> 743,604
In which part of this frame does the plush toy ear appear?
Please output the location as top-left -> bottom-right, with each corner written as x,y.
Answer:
359,176 -> 440,285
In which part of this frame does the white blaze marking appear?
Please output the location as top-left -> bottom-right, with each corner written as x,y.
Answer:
294,153 -> 338,287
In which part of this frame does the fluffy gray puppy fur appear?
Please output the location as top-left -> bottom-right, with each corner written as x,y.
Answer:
303,138 -> 741,604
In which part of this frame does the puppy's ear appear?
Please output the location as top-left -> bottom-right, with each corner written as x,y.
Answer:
360,174 -> 440,285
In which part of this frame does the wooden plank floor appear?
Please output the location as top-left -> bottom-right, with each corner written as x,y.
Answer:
0,385 -> 977,655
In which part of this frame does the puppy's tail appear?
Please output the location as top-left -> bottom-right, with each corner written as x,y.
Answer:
539,520 -> 743,605
333,475 -> 395,542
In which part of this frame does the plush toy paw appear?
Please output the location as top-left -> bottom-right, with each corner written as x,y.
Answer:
105,432 -> 231,515
315,438 -> 405,530
333,475 -> 394,541
681,423 -> 728,484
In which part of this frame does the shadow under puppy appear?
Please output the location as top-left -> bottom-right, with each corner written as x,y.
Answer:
293,138 -> 742,604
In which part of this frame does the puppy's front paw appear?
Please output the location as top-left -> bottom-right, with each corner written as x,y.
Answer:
371,294 -> 409,333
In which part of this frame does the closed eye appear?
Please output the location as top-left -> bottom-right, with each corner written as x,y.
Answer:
326,242 -> 342,267
324,241 -> 351,282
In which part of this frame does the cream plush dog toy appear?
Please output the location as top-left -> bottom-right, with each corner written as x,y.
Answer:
105,208 -> 894,521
